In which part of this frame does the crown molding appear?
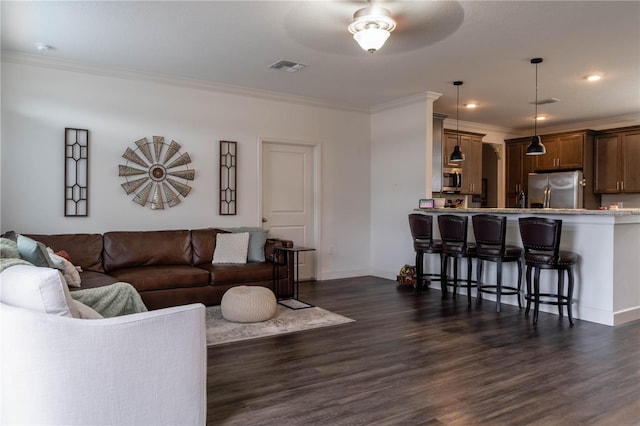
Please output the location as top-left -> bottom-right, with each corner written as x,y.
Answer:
1,51 -> 369,115
371,91 -> 442,114
509,113 -> 640,136
443,118 -> 517,136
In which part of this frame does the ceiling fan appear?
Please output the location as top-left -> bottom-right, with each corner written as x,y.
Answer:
284,1 -> 464,55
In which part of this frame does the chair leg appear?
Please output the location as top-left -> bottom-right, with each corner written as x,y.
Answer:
557,268 -> 564,318
496,259 -> 503,313
441,255 -> 448,298
453,258 -> 459,296
466,256 -> 472,307
516,259 -> 523,309
415,251 -> 423,295
533,267 -> 541,323
525,265 -> 533,316
476,259 -> 483,302
567,267 -> 575,326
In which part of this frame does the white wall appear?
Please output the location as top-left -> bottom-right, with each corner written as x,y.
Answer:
370,98 -> 429,279
369,100 -> 519,279
0,60 -> 371,280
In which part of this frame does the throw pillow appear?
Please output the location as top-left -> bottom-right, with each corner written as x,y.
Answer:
16,234 -> 56,268
48,248 -> 82,288
212,232 -> 250,264
225,227 -> 269,262
54,250 -> 73,263
0,264 -> 80,318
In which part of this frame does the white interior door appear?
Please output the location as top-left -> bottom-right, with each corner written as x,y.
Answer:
262,142 -> 315,280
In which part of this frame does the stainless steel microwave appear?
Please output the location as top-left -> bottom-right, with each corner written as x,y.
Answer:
442,168 -> 462,193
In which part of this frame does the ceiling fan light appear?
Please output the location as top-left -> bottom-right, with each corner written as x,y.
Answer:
353,27 -> 391,53
526,135 -> 546,155
348,6 -> 396,53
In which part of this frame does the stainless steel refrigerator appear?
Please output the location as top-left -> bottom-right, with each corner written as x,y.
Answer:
527,170 -> 584,209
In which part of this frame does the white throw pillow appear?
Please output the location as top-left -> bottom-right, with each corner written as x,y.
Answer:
212,232 -> 250,264
0,264 -> 80,318
48,248 -> 82,288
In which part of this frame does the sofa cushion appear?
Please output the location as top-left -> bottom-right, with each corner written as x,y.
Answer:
74,271 -> 120,290
48,249 -> 82,287
198,262 -> 279,286
212,232 -> 249,264
25,233 -> 105,272
190,228 -> 228,265
224,227 -> 269,262
0,265 -> 80,318
16,235 -> 56,268
103,230 -> 192,272
108,265 -> 210,292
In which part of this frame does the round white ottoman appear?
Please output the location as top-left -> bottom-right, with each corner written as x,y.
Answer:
221,286 -> 277,323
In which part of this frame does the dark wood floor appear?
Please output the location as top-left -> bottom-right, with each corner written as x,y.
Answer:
207,276 -> 640,425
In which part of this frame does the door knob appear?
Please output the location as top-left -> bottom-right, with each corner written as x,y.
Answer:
262,217 -> 267,223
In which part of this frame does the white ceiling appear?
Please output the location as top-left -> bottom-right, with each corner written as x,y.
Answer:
2,1 -> 639,130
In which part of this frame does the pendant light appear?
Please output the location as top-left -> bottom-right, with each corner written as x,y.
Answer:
449,81 -> 465,162
526,58 -> 546,156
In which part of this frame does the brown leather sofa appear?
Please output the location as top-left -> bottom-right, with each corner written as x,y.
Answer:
27,229 -> 294,310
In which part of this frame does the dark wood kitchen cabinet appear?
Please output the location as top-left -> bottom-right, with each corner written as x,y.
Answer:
595,126 -> 640,193
443,129 -> 484,195
535,132 -> 586,171
505,130 -> 598,209
504,138 -> 536,208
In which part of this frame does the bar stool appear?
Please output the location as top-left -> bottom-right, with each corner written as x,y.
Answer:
437,214 -> 477,305
518,217 -> 578,325
408,213 -> 444,294
472,214 -> 523,312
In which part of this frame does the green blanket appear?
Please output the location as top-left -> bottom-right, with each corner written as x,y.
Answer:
2,237 -> 147,317
71,282 -> 148,317
0,238 -> 32,272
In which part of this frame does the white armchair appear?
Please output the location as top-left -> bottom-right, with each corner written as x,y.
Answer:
0,302 -> 207,425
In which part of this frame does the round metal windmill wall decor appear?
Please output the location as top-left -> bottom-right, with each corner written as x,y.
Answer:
118,136 -> 195,210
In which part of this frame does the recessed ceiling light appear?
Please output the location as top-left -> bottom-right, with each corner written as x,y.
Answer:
465,103 -> 477,109
35,43 -> 53,52
587,74 -> 601,82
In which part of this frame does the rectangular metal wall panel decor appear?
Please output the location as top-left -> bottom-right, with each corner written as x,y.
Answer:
65,128 -> 89,216
219,141 -> 237,215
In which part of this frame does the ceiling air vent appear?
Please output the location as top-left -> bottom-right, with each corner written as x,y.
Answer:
268,60 -> 307,73
531,98 -> 560,105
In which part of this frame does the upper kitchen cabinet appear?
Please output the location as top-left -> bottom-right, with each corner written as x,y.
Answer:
505,130 -> 598,209
595,126 -> 640,194
535,132 -> 588,171
443,129 -> 485,195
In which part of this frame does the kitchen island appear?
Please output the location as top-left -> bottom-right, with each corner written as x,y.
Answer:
413,207 -> 640,326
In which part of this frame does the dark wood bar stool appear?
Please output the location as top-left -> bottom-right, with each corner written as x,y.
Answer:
437,214 -> 477,305
518,217 -> 578,325
408,213 -> 444,294
472,214 -> 523,312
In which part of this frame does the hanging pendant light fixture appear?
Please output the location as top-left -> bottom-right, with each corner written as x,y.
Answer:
450,81 -> 465,162
348,5 -> 396,53
526,58 -> 546,156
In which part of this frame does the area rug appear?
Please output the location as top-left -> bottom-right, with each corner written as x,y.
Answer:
205,304 -> 354,346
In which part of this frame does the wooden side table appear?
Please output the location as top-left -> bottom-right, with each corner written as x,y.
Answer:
273,246 -> 315,309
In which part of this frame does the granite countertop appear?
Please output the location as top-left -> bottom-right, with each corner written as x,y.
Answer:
414,207 -> 640,216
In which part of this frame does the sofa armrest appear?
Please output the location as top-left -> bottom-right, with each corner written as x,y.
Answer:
264,238 -> 294,262
0,303 -> 206,425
